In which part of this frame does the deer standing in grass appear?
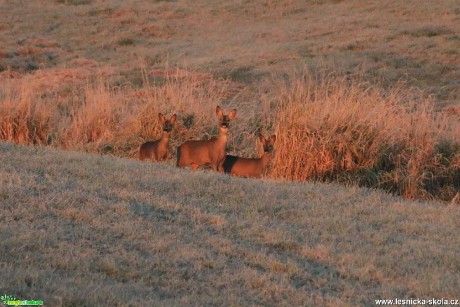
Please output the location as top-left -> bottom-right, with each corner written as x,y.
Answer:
139,113 -> 176,162
223,134 -> 276,178
176,106 -> 237,171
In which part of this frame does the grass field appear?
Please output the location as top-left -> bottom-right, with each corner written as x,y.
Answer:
1,142 -> 459,306
1,1 -> 460,305
1,0 -> 459,104
1,0 -> 459,201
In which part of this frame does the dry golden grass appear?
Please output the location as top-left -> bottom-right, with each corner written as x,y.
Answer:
1,1 -> 460,302
1,67 -> 458,201
1,142 -> 459,306
1,0 -> 459,202
0,69 -> 255,156
270,72 -> 460,201
1,0 -> 459,100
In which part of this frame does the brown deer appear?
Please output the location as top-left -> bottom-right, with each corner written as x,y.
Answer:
176,106 -> 237,171
139,113 -> 176,162
223,134 -> 276,178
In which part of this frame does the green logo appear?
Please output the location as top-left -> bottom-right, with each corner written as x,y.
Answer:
1,294 -> 43,306
0,294 -> 16,305
1,295 -> 16,304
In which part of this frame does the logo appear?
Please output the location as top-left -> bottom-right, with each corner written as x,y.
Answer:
1,294 -> 43,306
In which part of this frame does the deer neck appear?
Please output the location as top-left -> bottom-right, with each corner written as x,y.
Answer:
216,128 -> 228,145
160,131 -> 170,143
260,152 -> 272,168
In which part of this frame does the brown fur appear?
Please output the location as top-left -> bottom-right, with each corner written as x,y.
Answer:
139,113 -> 176,162
177,106 -> 237,171
223,134 -> 276,178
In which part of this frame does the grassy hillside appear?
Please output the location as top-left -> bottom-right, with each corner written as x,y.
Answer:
0,1 -> 459,302
1,0 -> 460,202
1,142 -> 459,306
1,0 -> 459,104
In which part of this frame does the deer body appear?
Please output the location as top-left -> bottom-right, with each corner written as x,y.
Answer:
139,135 -> 170,161
177,106 -> 236,171
139,113 -> 176,162
223,134 -> 276,178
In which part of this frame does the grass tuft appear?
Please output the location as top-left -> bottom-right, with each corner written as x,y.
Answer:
117,38 -> 135,46
269,72 -> 460,201
401,26 -> 454,37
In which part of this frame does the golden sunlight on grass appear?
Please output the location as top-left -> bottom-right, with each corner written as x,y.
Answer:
1,0 -> 459,202
1,68 -> 459,201
1,142 -> 459,305
270,73 -> 460,201
1,0 -> 460,304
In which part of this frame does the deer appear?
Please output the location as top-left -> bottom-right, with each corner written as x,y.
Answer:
139,113 -> 176,162
176,106 -> 237,171
223,134 -> 276,178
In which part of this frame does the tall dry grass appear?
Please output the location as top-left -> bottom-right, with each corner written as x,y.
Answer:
0,80 -> 53,145
1,68 -> 459,201
269,73 -> 460,201
0,69 -> 254,157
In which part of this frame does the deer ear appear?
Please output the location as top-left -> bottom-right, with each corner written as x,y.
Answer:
158,113 -> 166,124
170,114 -> 177,125
216,106 -> 223,119
270,135 -> 277,144
227,109 -> 237,120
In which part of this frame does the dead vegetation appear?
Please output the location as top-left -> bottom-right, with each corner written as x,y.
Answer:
1,1 -> 460,304
270,73 -> 460,201
1,68 -> 459,202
